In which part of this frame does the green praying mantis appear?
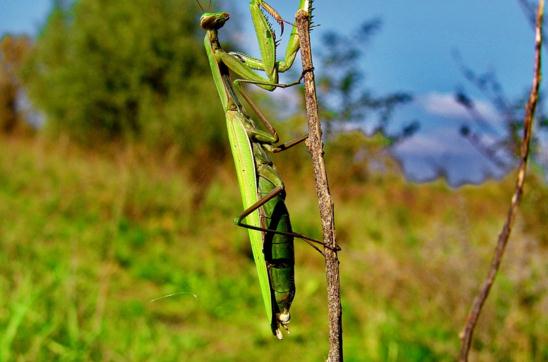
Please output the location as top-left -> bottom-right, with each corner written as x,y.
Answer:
198,0 -> 321,339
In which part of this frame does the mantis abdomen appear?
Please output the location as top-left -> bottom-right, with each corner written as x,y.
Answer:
258,169 -> 295,326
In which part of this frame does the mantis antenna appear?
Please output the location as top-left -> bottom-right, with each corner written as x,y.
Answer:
194,0 -> 212,12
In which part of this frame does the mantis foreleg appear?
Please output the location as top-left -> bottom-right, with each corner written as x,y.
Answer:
212,0 -> 311,91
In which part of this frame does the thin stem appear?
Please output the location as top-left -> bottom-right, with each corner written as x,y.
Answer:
458,1 -> 543,360
296,10 -> 343,362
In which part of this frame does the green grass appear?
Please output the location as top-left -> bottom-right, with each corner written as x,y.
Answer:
0,135 -> 546,361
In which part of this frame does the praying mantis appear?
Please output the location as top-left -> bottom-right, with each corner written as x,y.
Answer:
198,0 -> 319,339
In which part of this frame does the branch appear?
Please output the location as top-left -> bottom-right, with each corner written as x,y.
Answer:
296,10 -> 343,362
458,0 -> 544,360
518,0 -> 548,52
460,126 -> 511,171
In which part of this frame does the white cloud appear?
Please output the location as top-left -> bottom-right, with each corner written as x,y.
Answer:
393,129 -> 470,156
391,128 -> 507,185
418,92 -> 501,124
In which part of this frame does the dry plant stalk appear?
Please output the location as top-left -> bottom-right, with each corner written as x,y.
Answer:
295,9 -> 343,362
459,0 -> 544,360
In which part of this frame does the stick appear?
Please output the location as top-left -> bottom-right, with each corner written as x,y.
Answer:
458,1 -> 543,360
296,9 -> 344,362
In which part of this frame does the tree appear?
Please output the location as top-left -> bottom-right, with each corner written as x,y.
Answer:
23,0 -> 226,155
454,50 -> 548,175
316,19 -> 414,141
315,20 -> 416,181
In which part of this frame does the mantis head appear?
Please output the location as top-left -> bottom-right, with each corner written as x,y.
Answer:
199,12 -> 230,30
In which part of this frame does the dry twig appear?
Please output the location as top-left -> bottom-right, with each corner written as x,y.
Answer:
295,9 -> 344,362
458,1 -> 544,360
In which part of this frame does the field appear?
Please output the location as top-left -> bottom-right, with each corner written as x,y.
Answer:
0,135 -> 546,361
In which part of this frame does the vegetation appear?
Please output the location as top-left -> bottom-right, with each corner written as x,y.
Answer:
0,135 -> 546,361
21,0 -> 226,155
0,0 -> 546,360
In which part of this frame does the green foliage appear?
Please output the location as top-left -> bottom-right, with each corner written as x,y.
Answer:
1,136 -> 546,361
22,0 -> 226,154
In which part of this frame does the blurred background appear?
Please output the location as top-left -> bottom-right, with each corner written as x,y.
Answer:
0,0 -> 546,360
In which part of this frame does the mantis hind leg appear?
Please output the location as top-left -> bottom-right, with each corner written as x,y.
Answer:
270,134 -> 308,153
234,185 -> 333,255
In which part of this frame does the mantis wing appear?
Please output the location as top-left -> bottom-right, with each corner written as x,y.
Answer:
226,110 -> 272,326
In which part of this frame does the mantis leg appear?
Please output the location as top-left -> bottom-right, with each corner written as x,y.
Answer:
243,0 -> 310,76
254,0 -> 285,35
233,73 -> 305,91
213,0 -> 310,91
234,80 -> 309,152
271,134 -> 308,153
234,186 -> 332,255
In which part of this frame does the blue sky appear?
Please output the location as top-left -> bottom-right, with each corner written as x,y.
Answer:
233,1 -> 546,184
1,0 -> 545,184
228,1 -> 536,95
0,0 -> 50,35
0,1 -> 536,94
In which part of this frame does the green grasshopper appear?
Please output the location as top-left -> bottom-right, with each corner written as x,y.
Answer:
198,0 -> 318,339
